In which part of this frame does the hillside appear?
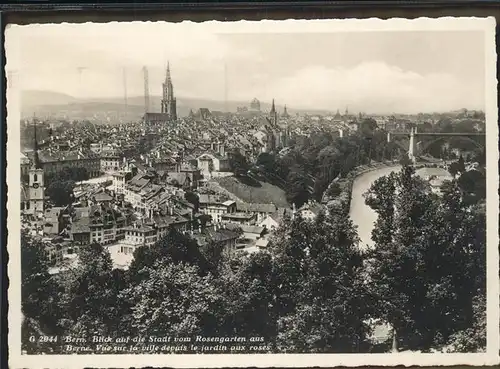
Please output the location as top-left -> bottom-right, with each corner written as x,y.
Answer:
22,90 -> 77,107
213,176 -> 289,207
20,90 -> 332,122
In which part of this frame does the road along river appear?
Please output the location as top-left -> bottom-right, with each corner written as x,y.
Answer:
349,165 -> 450,249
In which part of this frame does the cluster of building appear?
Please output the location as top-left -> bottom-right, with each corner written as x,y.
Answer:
21,139 -> 304,270
21,62 -> 485,273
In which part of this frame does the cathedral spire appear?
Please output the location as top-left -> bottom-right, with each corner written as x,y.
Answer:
166,61 -> 171,82
161,61 -> 177,120
32,115 -> 41,169
270,99 -> 276,114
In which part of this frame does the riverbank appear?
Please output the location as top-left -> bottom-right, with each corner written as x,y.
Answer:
323,160 -> 448,215
322,161 -> 400,214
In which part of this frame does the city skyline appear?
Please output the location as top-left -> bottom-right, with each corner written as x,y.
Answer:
8,22 -> 485,114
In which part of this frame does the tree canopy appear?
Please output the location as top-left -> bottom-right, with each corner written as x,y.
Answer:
364,165 -> 486,351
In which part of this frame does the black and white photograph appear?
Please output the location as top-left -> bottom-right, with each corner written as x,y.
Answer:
6,17 -> 499,367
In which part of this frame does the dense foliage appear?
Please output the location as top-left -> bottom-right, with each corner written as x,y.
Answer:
256,119 -> 402,207
363,165 -> 486,352
21,119 -> 487,354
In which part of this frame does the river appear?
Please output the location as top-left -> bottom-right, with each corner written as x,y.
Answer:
349,165 -> 451,344
349,165 -> 450,249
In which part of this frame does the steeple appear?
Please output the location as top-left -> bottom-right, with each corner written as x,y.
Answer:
270,99 -> 276,114
283,104 -> 289,118
32,115 -> 41,169
161,61 -> 177,120
166,61 -> 171,82
269,98 -> 278,126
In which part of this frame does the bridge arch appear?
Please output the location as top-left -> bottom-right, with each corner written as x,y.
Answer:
417,135 -> 485,155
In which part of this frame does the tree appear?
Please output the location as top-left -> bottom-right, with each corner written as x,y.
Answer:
200,240 -> 225,271
457,155 -> 466,173
198,214 -> 212,228
399,153 -> 412,167
122,260 -> 224,338
184,191 -> 200,212
324,182 -> 342,199
364,166 -> 486,351
46,180 -> 75,206
446,294 -> 486,352
217,252 -> 278,342
56,243 -> 127,340
286,170 -> 309,208
365,166 -> 440,351
228,150 -> 250,177
129,228 -> 211,278
272,211 -> 371,352
21,232 -> 63,351
457,169 -> 486,204
359,118 -> 378,137
256,152 -> 277,174
448,156 -> 466,178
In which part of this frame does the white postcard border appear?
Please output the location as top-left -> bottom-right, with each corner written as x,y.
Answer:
6,16 -> 500,368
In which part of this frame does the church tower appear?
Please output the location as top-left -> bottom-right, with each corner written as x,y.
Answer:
161,61 -> 177,121
282,104 -> 290,118
28,117 -> 44,216
269,99 -> 278,127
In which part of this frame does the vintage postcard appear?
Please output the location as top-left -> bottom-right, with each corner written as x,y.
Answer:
6,17 -> 499,368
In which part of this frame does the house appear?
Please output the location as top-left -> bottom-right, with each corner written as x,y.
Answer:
195,224 -> 242,254
112,171 -> 133,195
43,207 -> 66,237
91,191 -> 114,205
428,174 -> 453,196
69,207 -> 91,245
196,143 -> 230,177
100,155 -> 121,173
151,157 -> 178,173
32,148 -> 101,178
89,205 -> 127,244
236,203 -> 278,223
123,173 -> 155,209
221,212 -> 257,225
297,201 -> 323,221
198,195 -> 236,222
123,222 -> 158,247
165,172 -> 191,189
259,214 -> 280,231
197,153 -> 230,177
178,163 -> 202,188
237,224 -> 266,241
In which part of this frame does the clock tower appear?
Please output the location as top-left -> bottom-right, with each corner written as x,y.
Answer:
27,118 -> 44,216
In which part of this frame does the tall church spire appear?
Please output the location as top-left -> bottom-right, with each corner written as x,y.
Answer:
32,115 -> 41,169
166,61 -> 171,82
269,98 -> 278,127
161,61 -> 177,120
283,104 -> 289,118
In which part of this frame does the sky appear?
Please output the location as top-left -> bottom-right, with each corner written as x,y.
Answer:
6,21 -> 486,114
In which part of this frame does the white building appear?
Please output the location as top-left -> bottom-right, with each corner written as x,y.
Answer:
199,195 -> 236,223
101,155 -> 122,173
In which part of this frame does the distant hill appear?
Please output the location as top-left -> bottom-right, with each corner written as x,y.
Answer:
20,90 -> 332,123
22,90 -> 77,107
